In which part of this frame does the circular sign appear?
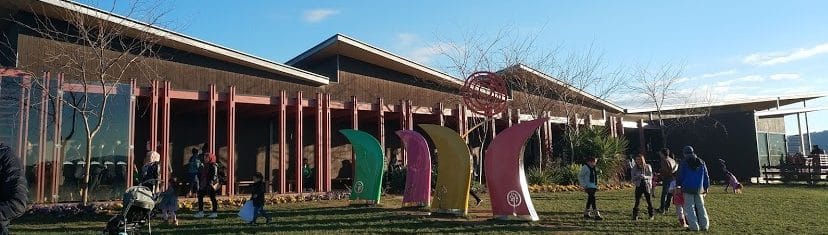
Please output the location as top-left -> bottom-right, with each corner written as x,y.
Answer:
461,71 -> 510,118
354,181 -> 364,194
507,190 -> 522,207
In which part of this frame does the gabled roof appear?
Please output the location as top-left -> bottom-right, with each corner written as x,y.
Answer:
3,0 -> 328,84
500,64 -> 625,113
287,33 -> 463,87
626,93 -> 828,114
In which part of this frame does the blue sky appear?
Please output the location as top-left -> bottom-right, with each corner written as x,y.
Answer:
88,0 -> 828,134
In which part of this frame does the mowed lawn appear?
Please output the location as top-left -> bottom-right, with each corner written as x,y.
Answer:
10,185 -> 828,234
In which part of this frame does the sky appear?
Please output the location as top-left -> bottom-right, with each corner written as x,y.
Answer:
85,0 -> 828,134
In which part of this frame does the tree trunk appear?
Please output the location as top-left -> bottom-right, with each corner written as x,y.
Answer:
82,137 -> 93,205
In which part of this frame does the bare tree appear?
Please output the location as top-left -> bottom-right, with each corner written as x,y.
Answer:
434,27 -> 626,167
626,62 -> 686,148
5,0 -> 168,204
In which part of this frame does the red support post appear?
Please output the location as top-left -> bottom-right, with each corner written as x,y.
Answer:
127,78 -> 136,188
506,108 -> 513,127
455,103 -> 463,134
324,94 -> 332,192
406,100 -> 413,130
351,96 -> 358,170
586,114 -> 593,128
150,80 -> 159,153
315,93 -> 324,192
514,109 -> 521,124
377,98 -> 385,160
278,91 -> 287,194
638,119 -> 646,154
437,102 -> 445,127
295,91 -> 304,193
617,117 -> 625,136
51,74 -> 64,202
36,72 -> 49,203
606,116 -> 614,137
399,100 -> 407,165
227,86 -> 236,196
18,77 -> 30,180
160,81 -> 171,191
208,84 -> 216,155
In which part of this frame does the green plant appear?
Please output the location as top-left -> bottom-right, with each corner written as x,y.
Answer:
526,167 -> 553,185
569,126 -> 628,181
550,164 -> 581,185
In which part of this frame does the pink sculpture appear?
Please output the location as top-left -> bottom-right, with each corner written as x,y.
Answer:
485,118 -> 547,221
396,130 -> 432,207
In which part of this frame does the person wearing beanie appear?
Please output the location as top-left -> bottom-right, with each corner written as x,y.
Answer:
578,157 -> 603,220
675,146 -> 711,231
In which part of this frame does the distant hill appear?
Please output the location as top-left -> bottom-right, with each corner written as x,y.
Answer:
787,130 -> 828,152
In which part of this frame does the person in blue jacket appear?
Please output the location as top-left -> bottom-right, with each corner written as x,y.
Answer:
675,146 -> 710,232
578,156 -> 603,220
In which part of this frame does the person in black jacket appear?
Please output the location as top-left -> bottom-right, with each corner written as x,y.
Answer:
249,172 -> 271,225
0,143 -> 28,235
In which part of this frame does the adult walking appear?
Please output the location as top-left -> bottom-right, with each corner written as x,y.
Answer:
0,143 -> 28,235
631,154 -> 655,220
195,153 -> 219,218
657,148 -> 678,214
141,151 -> 161,193
675,146 -> 710,232
187,147 -> 203,197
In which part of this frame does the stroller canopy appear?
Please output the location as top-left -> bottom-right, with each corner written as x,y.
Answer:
123,186 -> 155,211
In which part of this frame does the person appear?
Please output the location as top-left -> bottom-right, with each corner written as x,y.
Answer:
195,153 -> 220,218
0,143 -> 28,235
669,180 -> 688,228
249,172 -> 272,225
578,156 -> 603,220
302,158 -> 312,191
158,178 -> 179,225
811,145 -> 825,155
657,148 -> 678,214
631,154 -> 655,220
141,151 -> 161,193
187,147 -> 203,197
675,146 -> 710,232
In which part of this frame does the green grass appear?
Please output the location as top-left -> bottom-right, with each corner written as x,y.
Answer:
10,185 -> 828,234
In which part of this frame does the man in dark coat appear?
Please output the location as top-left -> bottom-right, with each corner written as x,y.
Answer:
0,143 -> 28,235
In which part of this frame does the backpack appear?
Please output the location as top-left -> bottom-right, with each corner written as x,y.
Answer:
188,155 -> 203,173
216,162 -> 228,185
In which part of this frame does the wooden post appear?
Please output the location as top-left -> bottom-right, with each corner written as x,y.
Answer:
351,96 -> 358,172
378,98 -> 386,157
617,117 -> 625,136
324,94 -> 332,192
208,84 -> 217,154
18,77 -> 30,183
586,114 -> 593,128
51,74 -> 65,201
295,91 -> 304,193
226,86 -> 236,196
638,119 -> 646,154
506,108 -> 513,127
399,100 -> 407,165
515,109 -> 521,124
36,72 -> 49,202
160,81 -> 171,191
437,102 -> 445,127
126,78 -> 136,188
150,80 -> 159,152
278,90 -> 287,194
315,93 -> 324,192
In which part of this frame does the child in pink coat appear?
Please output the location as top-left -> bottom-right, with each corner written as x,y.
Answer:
669,180 -> 688,228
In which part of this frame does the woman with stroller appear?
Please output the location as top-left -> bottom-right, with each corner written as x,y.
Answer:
195,153 -> 220,218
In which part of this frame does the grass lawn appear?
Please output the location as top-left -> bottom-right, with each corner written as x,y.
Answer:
10,185 -> 828,234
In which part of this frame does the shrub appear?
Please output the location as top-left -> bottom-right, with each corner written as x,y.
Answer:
570,126 -> 628,181
526,167 -> 553,185
550,164 -> 581,185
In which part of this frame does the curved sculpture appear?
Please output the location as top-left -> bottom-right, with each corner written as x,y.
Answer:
396,130 -> 432,207
484,118 -> 547,221
419,124 -> 471,216
339,129 -> 385,204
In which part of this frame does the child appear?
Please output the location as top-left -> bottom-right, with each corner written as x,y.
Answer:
249,172 -> 272,225
669,180 -> 688,228
158,178 -> 179,226
724,171 -> 743,193
577,157 -> 603,220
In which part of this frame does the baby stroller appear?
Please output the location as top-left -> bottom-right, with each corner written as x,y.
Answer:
103,180 -> 161,235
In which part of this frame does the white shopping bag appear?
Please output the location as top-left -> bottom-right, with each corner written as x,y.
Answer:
238,200 -> 255,223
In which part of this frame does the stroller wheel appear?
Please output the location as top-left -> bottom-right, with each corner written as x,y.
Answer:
103,215 -> 125,235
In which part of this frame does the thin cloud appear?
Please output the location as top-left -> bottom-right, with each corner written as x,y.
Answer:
699,69 -> 737,79
743,42 -> 828,66
769,73 -> 801,80
303,9 -> 339,23
407,42 -> 453,65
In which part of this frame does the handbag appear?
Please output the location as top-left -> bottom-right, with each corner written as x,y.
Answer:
238,200 -> 255,223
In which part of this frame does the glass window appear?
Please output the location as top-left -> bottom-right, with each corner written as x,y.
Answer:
757,133 -> 769,167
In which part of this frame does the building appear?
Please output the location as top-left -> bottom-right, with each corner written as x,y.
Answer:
0,0 -> 823,204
